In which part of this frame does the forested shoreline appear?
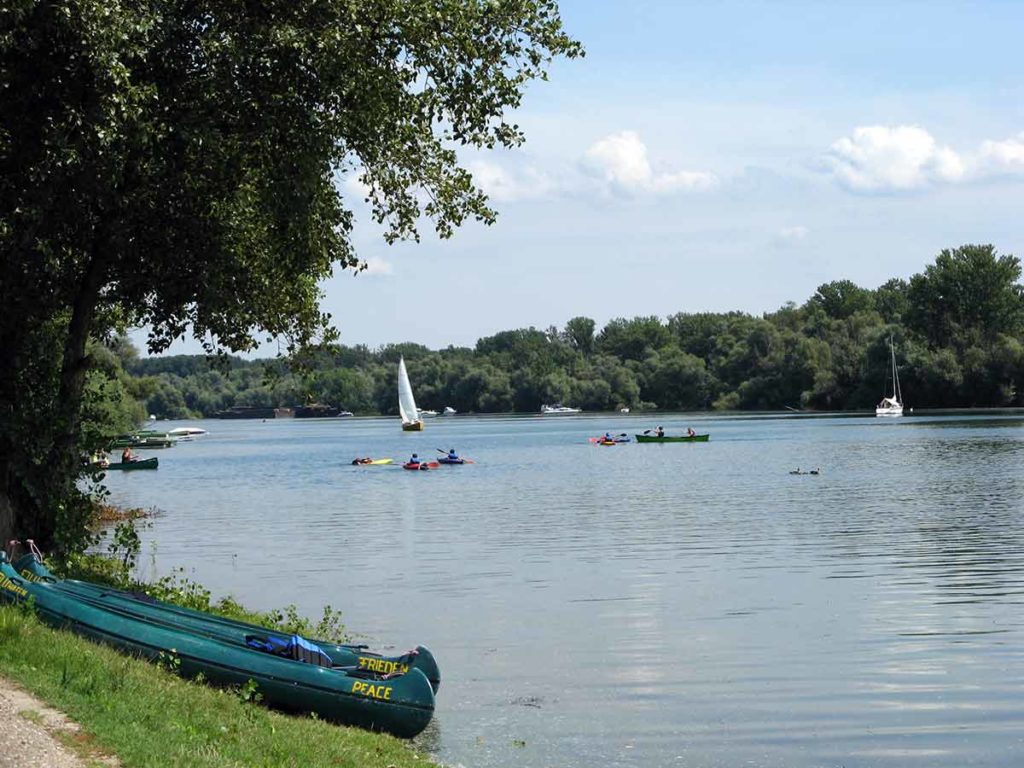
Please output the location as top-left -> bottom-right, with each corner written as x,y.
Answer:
125,244 -> 1024,418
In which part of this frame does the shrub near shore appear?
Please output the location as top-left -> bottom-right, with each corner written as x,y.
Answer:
0,605 -> 438,768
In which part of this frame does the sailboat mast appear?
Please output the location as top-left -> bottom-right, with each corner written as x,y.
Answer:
890,336 -> 896,398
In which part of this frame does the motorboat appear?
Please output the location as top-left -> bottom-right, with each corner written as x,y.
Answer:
540,404 -> 581,415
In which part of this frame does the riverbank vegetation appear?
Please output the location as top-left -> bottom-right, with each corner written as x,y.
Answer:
132,244 -> 1024,417
0,605 -> 435,768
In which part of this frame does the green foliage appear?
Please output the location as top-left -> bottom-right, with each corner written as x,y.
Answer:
1,0 -> 582,548
115,243 -> 1024,418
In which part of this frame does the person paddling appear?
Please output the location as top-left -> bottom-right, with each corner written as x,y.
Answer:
446,448 -> 459,461
121,446 -> 136,463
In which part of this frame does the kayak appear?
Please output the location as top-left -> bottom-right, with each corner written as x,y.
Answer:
351,458 -> 394,466
403,462 -> 439,470
598,440 -> 617,446
0,555 -> 435,737
437,457 -> 473,465
589,436 -> 630,444
12,555 -> 440,693
635,434 -> 710,443
92,457 -> 159,470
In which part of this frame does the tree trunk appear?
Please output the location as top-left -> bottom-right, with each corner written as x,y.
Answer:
38,243 -> 107,548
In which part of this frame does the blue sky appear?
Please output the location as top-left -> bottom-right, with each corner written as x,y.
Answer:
144,1 -> 1024,356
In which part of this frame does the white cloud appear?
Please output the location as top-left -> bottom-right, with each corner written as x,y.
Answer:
468,160 -> 554,203
341,172 -> 370,200
823,125 -> 965,192
359,256 -> 393,276
978,132 -> 1024,173
777,225 -> 809,242
582,131 -> 718,196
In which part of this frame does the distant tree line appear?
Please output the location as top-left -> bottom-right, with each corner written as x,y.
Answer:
125,245 -> 1024,418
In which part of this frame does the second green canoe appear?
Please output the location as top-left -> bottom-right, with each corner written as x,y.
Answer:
635,434 -> 710,443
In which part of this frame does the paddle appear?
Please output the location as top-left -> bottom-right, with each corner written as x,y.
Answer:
436,448 -> 474,464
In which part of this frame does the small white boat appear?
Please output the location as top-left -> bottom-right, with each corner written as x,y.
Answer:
168,427 -> 208,438
540,404 -> 581,415
620,407 -> 630,414
876,336 -> 904,417
419,410 -> 439,417
443,406 -> 456,416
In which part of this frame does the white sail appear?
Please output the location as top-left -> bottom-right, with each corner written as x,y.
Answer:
397,357 -> 419,424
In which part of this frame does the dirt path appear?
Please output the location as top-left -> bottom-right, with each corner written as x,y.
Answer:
0,677 -> 118,767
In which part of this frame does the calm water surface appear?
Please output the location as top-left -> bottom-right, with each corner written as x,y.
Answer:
106,412 -> 1024,767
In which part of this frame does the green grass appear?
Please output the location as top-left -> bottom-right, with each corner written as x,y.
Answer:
0,605 -> 439,768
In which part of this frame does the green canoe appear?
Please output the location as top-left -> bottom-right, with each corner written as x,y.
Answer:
635,433 -> 710,443
94,457 -> 159,470
13,555 -> 439,692
1,556 -> 435,737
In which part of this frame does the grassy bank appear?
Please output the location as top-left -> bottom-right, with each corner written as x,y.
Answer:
0,605 -> 439,768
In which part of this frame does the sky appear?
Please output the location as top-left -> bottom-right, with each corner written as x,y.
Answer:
140,0 -> 1024,356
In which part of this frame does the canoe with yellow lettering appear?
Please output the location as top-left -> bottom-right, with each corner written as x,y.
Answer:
11,555 -> 440,693
0,556 -> 434,737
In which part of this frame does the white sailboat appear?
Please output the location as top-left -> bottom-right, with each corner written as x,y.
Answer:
398,357 -> 424,431
876,336 -> 904,417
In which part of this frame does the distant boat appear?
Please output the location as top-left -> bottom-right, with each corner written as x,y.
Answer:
168,427 -> 207,437
338,410 -> 354,417
419,410 -> 439,417
294,404 -> 341,418
540,404 -> 581,415
442,406 -> 456,416
398,357 -> 424,431
620,407 -> 630,414
876,336 -> 904,417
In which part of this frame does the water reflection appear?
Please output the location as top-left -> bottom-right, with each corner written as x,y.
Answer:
106,412 -> 1024,767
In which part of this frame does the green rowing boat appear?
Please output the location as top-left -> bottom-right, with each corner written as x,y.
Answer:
635,433 -> 710,443
93,457 -> 159,470
13,555 -> 439,692
1,556 -> 435,737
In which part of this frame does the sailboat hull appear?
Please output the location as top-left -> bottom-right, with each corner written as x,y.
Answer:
402,421 -> 424,432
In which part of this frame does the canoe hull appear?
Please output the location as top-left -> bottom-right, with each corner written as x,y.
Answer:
93,457 -> 159,470
0,561 -> 434,737
635,434 -> 710,443
11,556 -> 441,693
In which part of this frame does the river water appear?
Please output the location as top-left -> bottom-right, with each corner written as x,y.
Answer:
105,412 -> 1024,768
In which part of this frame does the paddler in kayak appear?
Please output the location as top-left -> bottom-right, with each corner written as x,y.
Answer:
351,457 -> 373,465
446,448 -> 460,462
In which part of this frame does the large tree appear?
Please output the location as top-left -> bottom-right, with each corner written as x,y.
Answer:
0,0 -> 581,547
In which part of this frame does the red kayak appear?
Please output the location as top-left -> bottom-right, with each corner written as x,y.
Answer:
403,461 -> 440,471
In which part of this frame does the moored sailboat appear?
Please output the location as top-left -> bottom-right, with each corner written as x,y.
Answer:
876,335 -> 904,417
398,357 -> 424,431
